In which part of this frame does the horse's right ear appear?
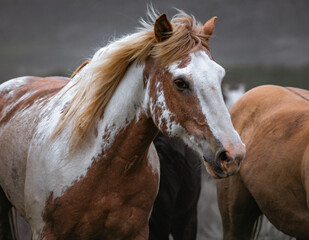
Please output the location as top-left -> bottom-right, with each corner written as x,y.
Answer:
154,14 -> 173,43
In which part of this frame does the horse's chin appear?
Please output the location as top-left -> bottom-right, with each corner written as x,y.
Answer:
204,161 -> 224,179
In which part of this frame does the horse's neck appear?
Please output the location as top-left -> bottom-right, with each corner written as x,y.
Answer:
65,61 -> 156,162
73,61 -> 158,184
94,62 -> 152,150
32,62 -> 157,200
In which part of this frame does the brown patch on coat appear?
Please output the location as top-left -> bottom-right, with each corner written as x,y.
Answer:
177,55 -> 192,69
42,113 -> 159,240
142,57 -> 155,87
0,77 -> 69,127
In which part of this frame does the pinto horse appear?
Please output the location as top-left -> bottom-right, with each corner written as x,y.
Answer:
217,85 -> 309,240
0,9 -> 245,240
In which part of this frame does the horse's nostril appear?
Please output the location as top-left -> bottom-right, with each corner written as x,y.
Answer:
219,151 -> 229,162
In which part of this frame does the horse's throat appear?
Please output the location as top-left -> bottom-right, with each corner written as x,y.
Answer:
105,115 -> 158,165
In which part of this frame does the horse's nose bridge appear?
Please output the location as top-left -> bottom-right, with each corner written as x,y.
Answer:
209,125 -> 245,160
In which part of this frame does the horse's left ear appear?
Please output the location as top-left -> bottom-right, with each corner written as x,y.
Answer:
154,14 -> 173,43
203,16 -> 217,37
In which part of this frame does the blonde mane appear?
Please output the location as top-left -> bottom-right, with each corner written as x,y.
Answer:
53,9 -> 211,148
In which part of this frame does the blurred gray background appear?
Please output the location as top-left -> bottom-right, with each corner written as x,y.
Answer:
1,0 -> 309,89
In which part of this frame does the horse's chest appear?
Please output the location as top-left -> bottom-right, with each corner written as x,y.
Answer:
42,155 -> 159,239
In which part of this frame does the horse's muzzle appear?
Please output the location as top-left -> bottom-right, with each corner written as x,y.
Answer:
203,144 -> 246,179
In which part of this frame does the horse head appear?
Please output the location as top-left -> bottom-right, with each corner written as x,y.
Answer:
145,13 -> 245,178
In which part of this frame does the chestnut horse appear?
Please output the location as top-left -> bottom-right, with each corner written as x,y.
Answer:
217,85 -> 309,240
0,9 -> 245,240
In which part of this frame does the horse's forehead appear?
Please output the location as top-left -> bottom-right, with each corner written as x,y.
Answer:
176,48 -> 213,69
168,50 -> 224,85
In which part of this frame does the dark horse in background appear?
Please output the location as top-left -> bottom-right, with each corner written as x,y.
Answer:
149,133 -> 202,240
217,85 -> 309,240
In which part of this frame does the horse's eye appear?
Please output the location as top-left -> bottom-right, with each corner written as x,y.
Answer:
174,79 -> 189,90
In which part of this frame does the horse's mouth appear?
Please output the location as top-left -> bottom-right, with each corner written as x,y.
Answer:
203,156 -> 226,179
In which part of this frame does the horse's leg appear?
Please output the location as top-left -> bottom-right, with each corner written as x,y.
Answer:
217,174 -> 261,240
0,187 -> 13,240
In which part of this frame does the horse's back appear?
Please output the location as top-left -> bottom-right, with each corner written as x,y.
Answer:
223,85 -> 309,238
231,84 -> 309,182
230,85 -> 309,144
230,85 -> 309,129
0,76 -> 69,216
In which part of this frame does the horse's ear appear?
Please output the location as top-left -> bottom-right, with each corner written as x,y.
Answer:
154,14 -> 173,43
203,16 -> 217,37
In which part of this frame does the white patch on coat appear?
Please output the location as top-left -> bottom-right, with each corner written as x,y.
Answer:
147,142 -> 160,175
148,81 -> 185,138
0,76 -> 29,93
0,77 -> 33,117
0,76 -> 47,217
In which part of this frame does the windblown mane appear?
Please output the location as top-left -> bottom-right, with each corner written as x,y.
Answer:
53,8 -> 211,148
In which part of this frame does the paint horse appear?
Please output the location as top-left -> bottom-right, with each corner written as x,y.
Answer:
0,10 -> 245,240
217,85 -> 309,240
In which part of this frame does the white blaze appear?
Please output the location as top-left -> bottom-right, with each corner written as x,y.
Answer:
168,50 -> 242,151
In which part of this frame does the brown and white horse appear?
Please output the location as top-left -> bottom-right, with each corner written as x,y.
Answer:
0,10 -> 245,240
217,85 -> 309,240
